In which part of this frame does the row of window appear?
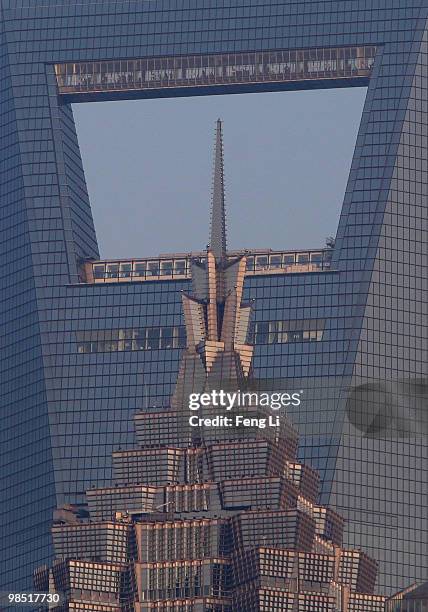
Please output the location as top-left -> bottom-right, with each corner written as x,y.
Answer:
76,320 -> 324,354
77,326 -> 187,354
91,258 -> 188,280
86,250 -> 333,283
250,320 -> 324,345
55,46 -> 374,95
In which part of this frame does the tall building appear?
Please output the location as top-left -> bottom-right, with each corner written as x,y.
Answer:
34,121 -> 386,612
0,0 -> 427,596
385,582 -> 428,612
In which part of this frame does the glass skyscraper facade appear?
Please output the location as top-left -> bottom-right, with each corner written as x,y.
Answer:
0,0 -> 427,599
34,121 -> 387,611
386,582 -> 428,612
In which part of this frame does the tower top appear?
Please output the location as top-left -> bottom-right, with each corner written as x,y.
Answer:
209,118 -> 227,261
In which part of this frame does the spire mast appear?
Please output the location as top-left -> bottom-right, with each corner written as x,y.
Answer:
209,119 -> 227,261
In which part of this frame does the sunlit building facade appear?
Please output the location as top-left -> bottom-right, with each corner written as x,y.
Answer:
0,0 -> 427,598
386,582 -> 428,612
35,122 -> 387,611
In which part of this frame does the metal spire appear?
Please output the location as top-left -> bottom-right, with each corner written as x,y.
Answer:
209,119 -> 227,261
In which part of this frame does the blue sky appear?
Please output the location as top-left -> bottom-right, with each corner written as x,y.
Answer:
73,87 -> 367,259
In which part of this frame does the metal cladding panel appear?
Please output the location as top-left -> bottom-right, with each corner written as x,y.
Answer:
135,558 -> 231,601
51,559 -> 132,606
219,476 -> 298,511
206,440 -> 280,481
86,486 -> 158,521
134,410 -> 191,449
232,547 -> 296,586
287,463 -> 320,504
112,448 -> 184,486
338,550 -> 378,595
135,519 -> 230,563
348,594 -> 386,612
232,509 -> 315,552
52,522 -> 134,564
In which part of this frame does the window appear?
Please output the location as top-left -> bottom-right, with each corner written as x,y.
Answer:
147,261 -> 160,276
160,327 -> 173,349
106,263 -> 119,278
161,261 -> 173,276
93,264 -> 105,279
174,260 -> 186,275
133,262 -> 146,278
270,255 -> 282,269
255,256 -> 268,270
147,327 -> 161,349
255,322 -> 269,344
120,263 -> 132,278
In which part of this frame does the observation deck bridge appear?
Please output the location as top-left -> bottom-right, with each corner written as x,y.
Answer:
80,247 -> 335,284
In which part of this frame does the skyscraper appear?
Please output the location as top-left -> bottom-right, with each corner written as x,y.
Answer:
0,0 -> 427,596
34,121 -> 386,612
385,581 -> 428,612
